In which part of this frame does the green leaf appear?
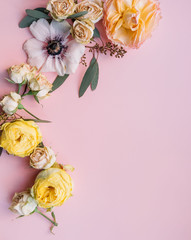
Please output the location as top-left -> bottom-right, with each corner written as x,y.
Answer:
35,7 -> 49,14
67,11 -> 88,19
0,147 -> 3,157
51,74 -> 69,92
23,90 -> 38,96
91,61 -> 99,91
19,8 -> 49,28
26,9 -> 50,19
19,15 -> 37,28
93,27 -> 100,38
79,57 -> 99,97
34,95 -> 40,104
5,78 -> 16,84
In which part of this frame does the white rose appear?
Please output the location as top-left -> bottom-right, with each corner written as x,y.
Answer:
74,0 -> 103,23
29,74 -> 52,100
30,146 -> 56,169
8,64 -> 37,84
9,191 -> 37,216
0,92 -> 21,115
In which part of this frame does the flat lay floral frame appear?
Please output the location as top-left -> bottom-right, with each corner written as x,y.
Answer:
0,0 -> 161,234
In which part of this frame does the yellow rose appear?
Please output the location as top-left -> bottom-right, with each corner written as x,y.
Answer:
47,0 -> 75,21
72,19 -> 95,44
31,168 -> 73,208
75,0 -> 103,23
0,119 -> 42,157
104,0 -> 161,48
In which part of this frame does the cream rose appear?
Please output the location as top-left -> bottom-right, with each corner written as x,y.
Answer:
0,92 -> 21,115
9,191 -> 37,216
30,146 -> 56,169
47,0 -> 75,21
29,74 -> 52,100
8,64 -> 36,84
75,0 -> 103,23
104,0 -> 161,48
73,19 -> 94,44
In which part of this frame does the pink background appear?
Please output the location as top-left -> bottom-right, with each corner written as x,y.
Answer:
0,0 -> 191,239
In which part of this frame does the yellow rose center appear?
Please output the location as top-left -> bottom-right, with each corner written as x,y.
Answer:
122,7 -> 140,31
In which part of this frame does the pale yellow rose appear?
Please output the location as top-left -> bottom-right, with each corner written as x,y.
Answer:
8,64 -> 37,84
31,168 -> 73,208
75,0 -> 103,23
30,146 -> 56,169
103,0 -> 161,48
72,19 -> 94,44
47,0 -> 75,21
29,74 -> 52,100
9,191 -> 37,216
0,119 -> 42,157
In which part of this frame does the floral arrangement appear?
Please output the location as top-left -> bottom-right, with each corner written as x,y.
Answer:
0,0 -> 161,233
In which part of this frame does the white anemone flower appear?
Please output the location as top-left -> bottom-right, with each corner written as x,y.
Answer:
23,19 -> 85,76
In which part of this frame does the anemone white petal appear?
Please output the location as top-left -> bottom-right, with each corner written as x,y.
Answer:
55,56 -> 66,76
30,19 -> 50,42
23,38 -> 47,70
64,40 -> 85,74
50,20 -> 71,40
41,56 -> 56,72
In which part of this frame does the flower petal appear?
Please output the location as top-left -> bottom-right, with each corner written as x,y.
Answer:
50,20 -> 71,40
30,19 -> 50,42
23,38 -> 47,70
41,56 -> 56,72
55,56 -> 66,76
64,40 -> 85,74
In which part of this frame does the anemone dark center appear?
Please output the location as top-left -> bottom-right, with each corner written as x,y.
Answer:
47,40 -> 62,56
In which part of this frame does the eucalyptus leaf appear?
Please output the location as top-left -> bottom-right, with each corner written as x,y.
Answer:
26,9 -> 50,19
35,7 -> 49,14
51,74 -> 69,92
93,27 -> 100,38
67,11 -> 88,19
91,61 -> 99,90
19,15 -> 37,28
79,57 -> 99,97
19,8 -> 49,28
0,147 -> 3,157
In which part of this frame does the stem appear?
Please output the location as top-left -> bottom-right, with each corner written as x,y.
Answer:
35,208 -> 58,226
22,84 -> 28,96
18,84 -> 22,94
23,107 -> 40,120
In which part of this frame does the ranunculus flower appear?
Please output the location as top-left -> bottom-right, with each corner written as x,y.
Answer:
31,168 -> 73,208
8,64 -> 37,84
0,92 -> 21,115
0,119 -> 42,157
29,74 -> 52,100
74,0 -> 103,23
72,19 -> 94,44
9,191 -> 37,216
30,146 -> 56,169
103,0 -> 161,48
47,0 -> 75,21
24,19 -> 85,76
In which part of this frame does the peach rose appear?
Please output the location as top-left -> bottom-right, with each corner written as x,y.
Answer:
74,0 -> 103,23
103,0 -> 161,48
